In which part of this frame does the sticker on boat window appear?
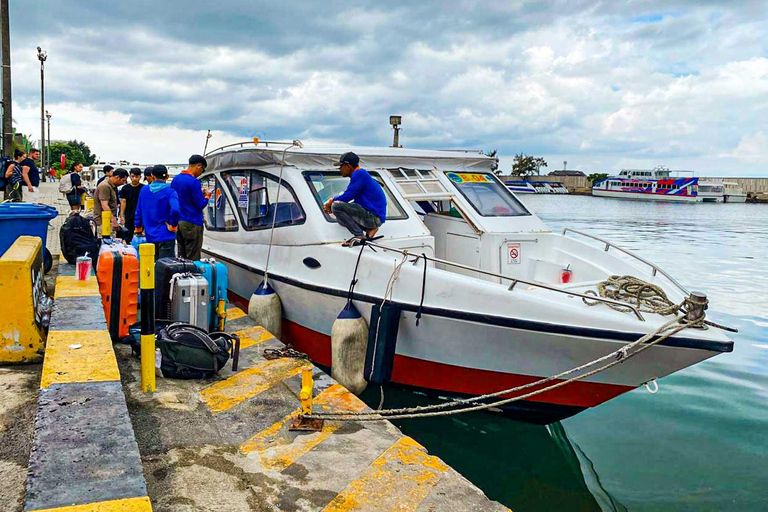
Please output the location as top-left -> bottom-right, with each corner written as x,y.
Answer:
237,177 -> 249,209
447,172 -> 492,184
507,242 -> 521,264
306,173 -> 324,182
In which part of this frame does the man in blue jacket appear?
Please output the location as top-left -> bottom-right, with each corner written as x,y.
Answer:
135,165 -> 180,260
171,154 -> 209,260
323,152 -> 386,246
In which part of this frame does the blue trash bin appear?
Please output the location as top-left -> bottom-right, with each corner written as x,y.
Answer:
0,204 -> 59,264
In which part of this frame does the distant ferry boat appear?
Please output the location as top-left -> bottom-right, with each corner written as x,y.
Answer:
506,180 -> 569,194
592,167 -> 699,202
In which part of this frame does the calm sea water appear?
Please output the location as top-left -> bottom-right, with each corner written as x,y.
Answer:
362,195 -> 768,511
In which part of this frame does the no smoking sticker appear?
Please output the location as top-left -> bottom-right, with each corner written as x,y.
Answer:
507,242 -> 521,264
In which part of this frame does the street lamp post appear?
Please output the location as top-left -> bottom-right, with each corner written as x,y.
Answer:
46,110 -> 51,175
37,46 -> 46,180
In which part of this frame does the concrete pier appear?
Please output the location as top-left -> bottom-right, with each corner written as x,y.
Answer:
4,182 -> 509,511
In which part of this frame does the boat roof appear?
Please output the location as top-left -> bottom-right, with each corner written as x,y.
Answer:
206,144 -> 497,173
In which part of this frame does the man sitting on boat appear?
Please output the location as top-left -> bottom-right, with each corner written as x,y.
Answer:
324,151 -> 387,247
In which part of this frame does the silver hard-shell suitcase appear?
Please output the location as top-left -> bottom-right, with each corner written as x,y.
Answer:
169,273 -> 210,330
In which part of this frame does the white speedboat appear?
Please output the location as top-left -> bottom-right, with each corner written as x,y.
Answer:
698,181 -> 725,203
723,181 -> 747,203
200,143 -> 733,424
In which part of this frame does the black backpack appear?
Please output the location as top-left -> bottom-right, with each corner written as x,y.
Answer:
60,213 -> 101,265
0,156 -> 12,189
156,323 -> 238,379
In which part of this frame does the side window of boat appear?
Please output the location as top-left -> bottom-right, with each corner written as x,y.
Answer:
303,170 -> 408,222
199,175 -> 239,232
222,170 -> 306,231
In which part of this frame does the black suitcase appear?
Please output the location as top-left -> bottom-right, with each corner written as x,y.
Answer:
155,257 -> 198,321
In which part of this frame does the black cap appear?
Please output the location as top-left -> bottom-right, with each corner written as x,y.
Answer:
333,151 -> 359,168
144,166 -> 154,178
152,164 -> 169,179
189,154 -> 208,168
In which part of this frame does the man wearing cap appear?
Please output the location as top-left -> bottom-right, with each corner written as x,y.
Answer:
144,166 -> 155,184
94,168 -> 129,237
171,154 -> 210,260
135,165 -> 180,260
323,152 -> 386,246
119,168 -> 145,242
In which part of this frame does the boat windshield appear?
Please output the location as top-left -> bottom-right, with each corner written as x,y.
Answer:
445,172 -> 530,217
303,171 -> 408,221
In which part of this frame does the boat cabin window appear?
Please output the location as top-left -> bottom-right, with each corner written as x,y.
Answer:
303,171 -> 408,221
221,170 -> 306,231
444,172 -> 530,217
199,175 -> 239,232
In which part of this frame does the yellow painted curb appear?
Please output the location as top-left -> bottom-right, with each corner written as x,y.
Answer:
54,275 -> 101,298
28,495 -> 152,511
41,330 -> 120,388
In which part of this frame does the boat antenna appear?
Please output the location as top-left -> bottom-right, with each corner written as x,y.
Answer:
203,129 -> 212,154
262,139 -> 303,287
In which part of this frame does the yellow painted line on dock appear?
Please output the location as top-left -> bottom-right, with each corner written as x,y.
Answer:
29,495 -> 152,512
227,306 -> 247,321
41,330 -> 119,388
200,358 -> 305,414
321,437 -> 449,512
239,384 -> 368,469
235,325 -> 275,350
54,275 -> 100,298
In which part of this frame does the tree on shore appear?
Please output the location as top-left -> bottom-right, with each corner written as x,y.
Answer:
587,173 -> 608,185
48,140 -> 97,177
484,149 -> 500,175
511,153 -> 548,177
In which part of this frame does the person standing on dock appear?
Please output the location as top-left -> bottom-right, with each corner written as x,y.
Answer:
20,148 -> 42,203
135,165 -> 180,260
63,162 -> 86,213
97,165 -> 114,186
323,152 -> 386,247
94,168 -> 129,237
144,166 -> 155,184
171,154 -> 209,260
119,168 -> 145,242
4,149 -> 27,202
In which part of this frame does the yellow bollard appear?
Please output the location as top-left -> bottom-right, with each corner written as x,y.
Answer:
139,243 -> 156,393
290,366 -> 323,431
101,210 -> 112,238
299,366 -> 314,416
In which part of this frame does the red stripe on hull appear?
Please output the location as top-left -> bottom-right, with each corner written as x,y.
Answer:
228,291 -> 633,409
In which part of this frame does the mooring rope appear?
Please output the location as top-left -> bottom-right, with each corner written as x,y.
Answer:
310,315 -> 695,421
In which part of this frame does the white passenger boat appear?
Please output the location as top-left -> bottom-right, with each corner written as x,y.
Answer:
592,167 -> 700,202
505,180 -> 537,194
697,181 -> 724,203
723,181 -> 747,203
200,143 -> 733,423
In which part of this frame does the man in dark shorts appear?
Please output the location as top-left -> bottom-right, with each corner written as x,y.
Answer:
119,168 -> 144,242
323,152 -> 387,246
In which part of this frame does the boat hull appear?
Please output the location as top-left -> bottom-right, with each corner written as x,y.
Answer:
592,189 -> 700,202
208,248 -> 727,424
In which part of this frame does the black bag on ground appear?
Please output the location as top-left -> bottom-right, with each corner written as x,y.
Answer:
124,319 -> 175,357
156,322 -> 236,379
60,213 -> 101,265
155,257 -> 198,321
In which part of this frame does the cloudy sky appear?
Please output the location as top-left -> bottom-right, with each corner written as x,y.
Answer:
6,1 -> 768,175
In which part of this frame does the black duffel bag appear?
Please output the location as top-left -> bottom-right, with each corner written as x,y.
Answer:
156,323 -> 238,379
59,213 -> 101,265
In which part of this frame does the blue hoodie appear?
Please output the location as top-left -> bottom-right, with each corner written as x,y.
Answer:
134,182 -> 180,243
171,171 -> 208,226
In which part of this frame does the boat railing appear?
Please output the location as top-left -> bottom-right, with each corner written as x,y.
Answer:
366,241 -> 646,321
561,228 -> 690,296
205,140 -> 302,157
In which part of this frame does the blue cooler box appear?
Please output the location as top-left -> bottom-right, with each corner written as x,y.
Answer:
0,203 -> 58,259
194,259 -> 229,332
